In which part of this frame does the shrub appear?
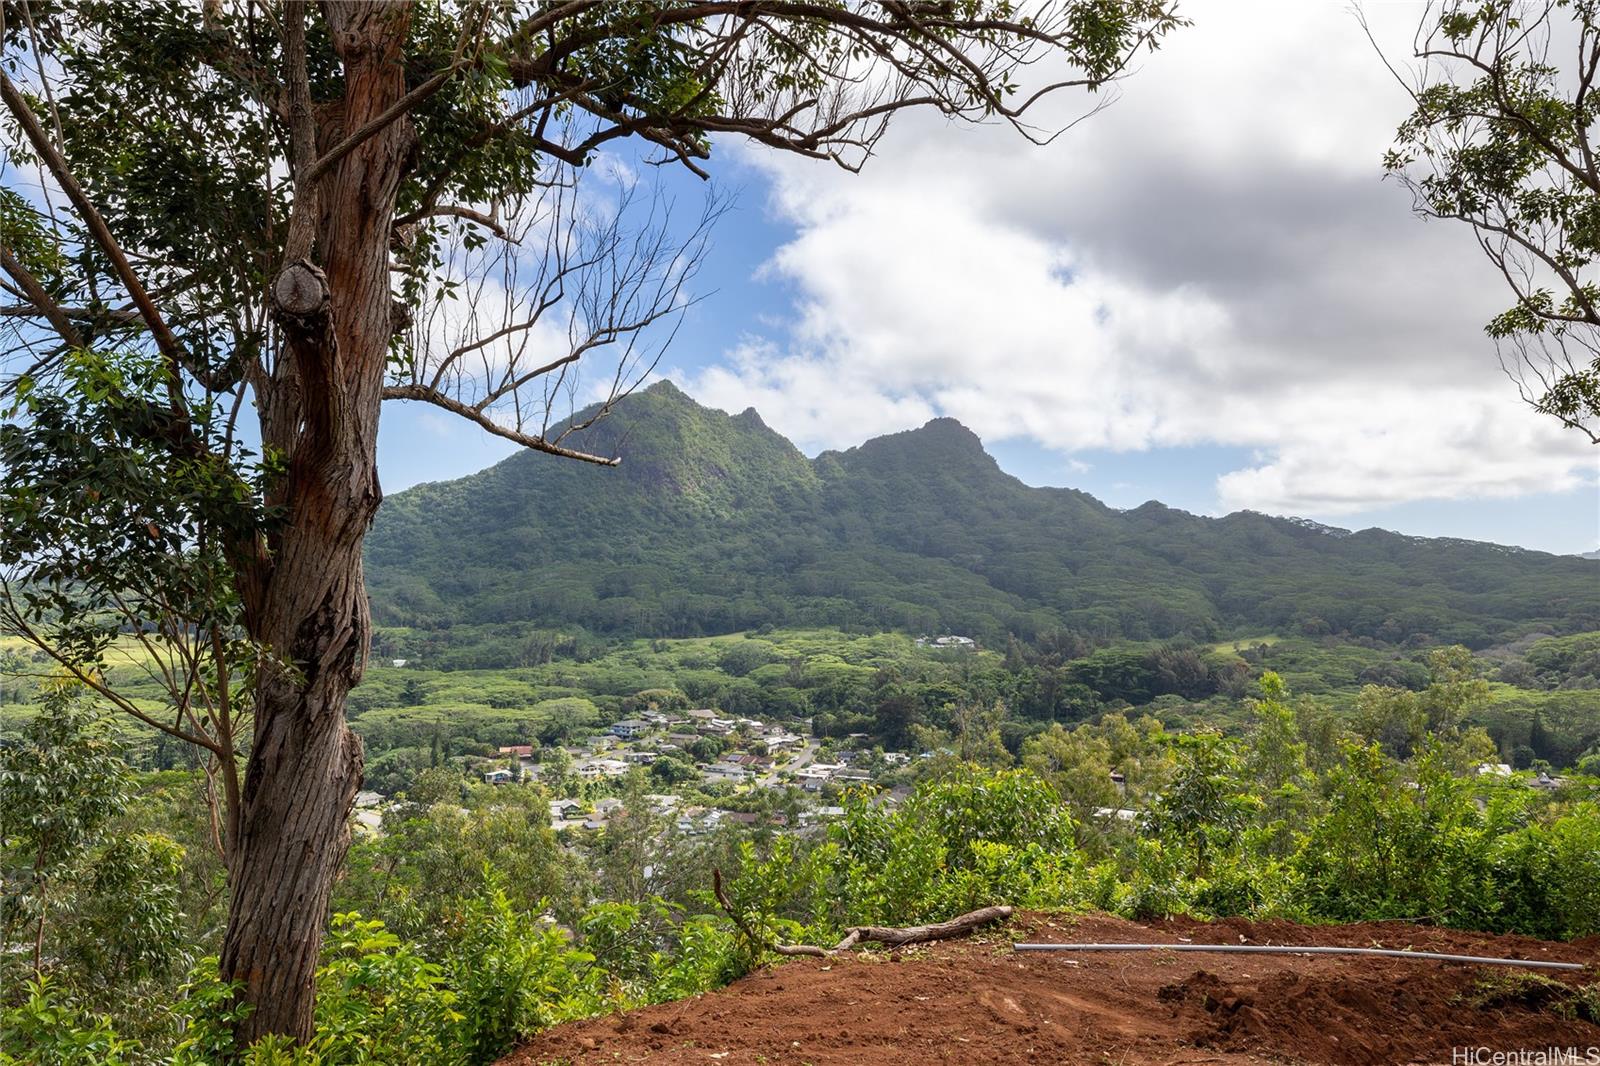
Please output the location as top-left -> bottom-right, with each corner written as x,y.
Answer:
0,977 -> 138,1066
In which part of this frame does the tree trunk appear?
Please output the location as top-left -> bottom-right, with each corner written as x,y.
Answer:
218,2 -> 413,1048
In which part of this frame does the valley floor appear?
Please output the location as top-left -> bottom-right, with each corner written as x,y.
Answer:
501,912 -> 1599,1066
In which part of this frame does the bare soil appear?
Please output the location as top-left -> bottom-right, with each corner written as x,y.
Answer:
500,912 -> 1600,1066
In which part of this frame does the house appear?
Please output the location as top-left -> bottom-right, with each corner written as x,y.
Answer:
577,758 -> 629,779
1530,770 -> 1565,791
610,719 -> 650,739
390,658 -> 409,668
687,709 -> 735,733
765,732 -> 805,750
645,794 -> 680,814
675,807 -> 722,834
623,750 -> 658,765
584,734 -> 618,751
703,763 -> 751,784
1476,763 -> 1513,777
353,790 -> 384,809
549,799 -> 585,821
1093,807 -> 1139,822
916,635 -> 976,650
593,798 -> 625,818
483,768 -> 515,784
796,764 -> 843,791
498,744 -> 535,760
834,768 -> 872,785
663,733 -> 700,750
800,806 -> 845,826
882,752 -> 911,766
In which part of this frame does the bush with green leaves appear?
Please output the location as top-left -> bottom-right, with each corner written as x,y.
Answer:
441,887 -> 614,1063
0,977 -> 139,1066
175,914 -> 463,1066
1483,803 -> 1600,940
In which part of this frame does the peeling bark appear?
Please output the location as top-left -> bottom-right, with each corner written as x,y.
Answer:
217,1 -> 415,1047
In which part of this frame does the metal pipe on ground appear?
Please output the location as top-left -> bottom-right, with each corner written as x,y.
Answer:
1012,943 -> 1587,972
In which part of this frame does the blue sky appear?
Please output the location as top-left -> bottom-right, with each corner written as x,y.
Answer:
371,2 -> 1600,557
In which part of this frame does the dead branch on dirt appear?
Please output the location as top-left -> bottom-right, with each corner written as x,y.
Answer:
712,868 -> 1013,959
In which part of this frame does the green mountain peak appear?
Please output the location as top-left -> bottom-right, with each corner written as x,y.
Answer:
366,385 -> 1597,645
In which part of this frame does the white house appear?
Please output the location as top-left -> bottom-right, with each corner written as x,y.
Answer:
702,763 -> 751,784
687,709 -> 736,733
610,719 -> 650,739
797,764 -> 843,791
577,758 -> 629,779
916,635 -> 976,650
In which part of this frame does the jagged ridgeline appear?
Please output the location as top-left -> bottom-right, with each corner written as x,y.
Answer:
365,381 -> 1598,646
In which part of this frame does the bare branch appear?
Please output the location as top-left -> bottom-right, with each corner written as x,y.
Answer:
380,383 -> 620,464
389,153 -> 723,454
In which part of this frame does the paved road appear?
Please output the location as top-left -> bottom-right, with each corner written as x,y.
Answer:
758,738 -> 820,788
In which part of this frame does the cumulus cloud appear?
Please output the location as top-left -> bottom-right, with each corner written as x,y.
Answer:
677,0 -> 1597,517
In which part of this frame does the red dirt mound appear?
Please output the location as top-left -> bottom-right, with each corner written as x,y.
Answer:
500,912 -> 1600,1065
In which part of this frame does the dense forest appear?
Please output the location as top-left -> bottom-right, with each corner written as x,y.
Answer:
367,382 -> 1599,649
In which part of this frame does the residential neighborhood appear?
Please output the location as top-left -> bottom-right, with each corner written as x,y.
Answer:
354,700 -> 941,855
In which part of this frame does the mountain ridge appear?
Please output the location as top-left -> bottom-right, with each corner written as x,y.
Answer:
365,383 -> 1598,645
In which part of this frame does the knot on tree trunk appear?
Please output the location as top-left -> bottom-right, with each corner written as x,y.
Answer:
272,259 -> 331,323
390,296 -> 412,336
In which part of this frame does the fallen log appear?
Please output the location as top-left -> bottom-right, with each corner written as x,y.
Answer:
831,907 -> 1015,950
712,868 -> 1012,959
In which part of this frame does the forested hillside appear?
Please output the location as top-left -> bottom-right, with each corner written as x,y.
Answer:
367,382 -> 1598,647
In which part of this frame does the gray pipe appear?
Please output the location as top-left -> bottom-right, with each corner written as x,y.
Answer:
1012,942 -> 1587,972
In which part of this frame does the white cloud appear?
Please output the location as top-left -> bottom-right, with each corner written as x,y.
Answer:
679,0 -> 1598,518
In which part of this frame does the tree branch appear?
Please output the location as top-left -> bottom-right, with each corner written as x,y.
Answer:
711,868 -> 1014,958
381,383 -> 620,464
0,69 -> 190,410
0,246 -> 82,349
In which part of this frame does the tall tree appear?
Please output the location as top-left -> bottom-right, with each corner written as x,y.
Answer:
0,0 -> 1181,1047
1381,0 -> 1600,442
